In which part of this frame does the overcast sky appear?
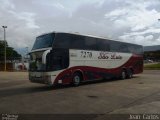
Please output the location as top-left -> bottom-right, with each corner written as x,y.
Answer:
0,0 -> 160,54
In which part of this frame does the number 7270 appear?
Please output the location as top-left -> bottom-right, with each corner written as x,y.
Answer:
80,51 -> 92,58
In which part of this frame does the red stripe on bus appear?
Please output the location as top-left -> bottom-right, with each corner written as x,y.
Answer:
54,55 -> 143,84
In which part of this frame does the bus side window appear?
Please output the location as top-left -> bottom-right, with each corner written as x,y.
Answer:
85,37 -> 97,50
119,44 -> 129,53
71,35 -> 85,49
109,41 -> 118,52
54,33 -> 71,48
97,39 -> 110,51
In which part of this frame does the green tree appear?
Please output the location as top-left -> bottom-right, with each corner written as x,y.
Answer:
0,40 -> 21,61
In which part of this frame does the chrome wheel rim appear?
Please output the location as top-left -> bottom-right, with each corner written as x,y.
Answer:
74,76 -> 80,85
122,71 -> 126,79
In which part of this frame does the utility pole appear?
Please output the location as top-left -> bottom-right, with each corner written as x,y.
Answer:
2,26 -> 7,71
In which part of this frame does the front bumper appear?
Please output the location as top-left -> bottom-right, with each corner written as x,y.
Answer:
29,72 -> 54,85
29,76 -> 53,85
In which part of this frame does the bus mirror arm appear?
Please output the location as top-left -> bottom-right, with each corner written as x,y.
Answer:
42,50 -> 51,64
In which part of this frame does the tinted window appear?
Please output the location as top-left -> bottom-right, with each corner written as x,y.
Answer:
110,41 -> 120,52
71,35 -> 85,49
119,43 -> 129,53
85,37 -> 97,50
32,33 -> 55,50
54,33 -> 71,48
128,44 -> 143,54
110,40 -> 143,54
54,33 -> 85,50
53,33 -> 143,54
97,39 -> 110,51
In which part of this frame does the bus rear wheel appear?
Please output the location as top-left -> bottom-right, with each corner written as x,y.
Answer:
72,72 -> 82,86
128,69 -> 133,79
121,70 -> 126,80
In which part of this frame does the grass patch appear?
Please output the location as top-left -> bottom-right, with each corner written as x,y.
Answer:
144,63 -> 160,70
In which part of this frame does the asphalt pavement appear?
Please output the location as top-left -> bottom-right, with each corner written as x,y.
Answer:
0,70 -> 160,119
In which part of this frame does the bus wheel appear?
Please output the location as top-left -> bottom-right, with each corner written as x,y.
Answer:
72,72 -> 82,86
128,69 -> 133,79
121,70 -> 126,80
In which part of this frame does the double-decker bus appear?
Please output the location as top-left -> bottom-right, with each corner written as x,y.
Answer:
29,32 -> 143,86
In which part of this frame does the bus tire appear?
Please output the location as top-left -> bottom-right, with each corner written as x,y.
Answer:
72,72 -> 82,86
121,70 -> 126,80
128,69 -> 133,79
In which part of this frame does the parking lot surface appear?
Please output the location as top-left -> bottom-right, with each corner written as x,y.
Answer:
0,70 -> 160,115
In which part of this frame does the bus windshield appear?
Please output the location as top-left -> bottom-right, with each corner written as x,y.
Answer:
32,33 -> 55,50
